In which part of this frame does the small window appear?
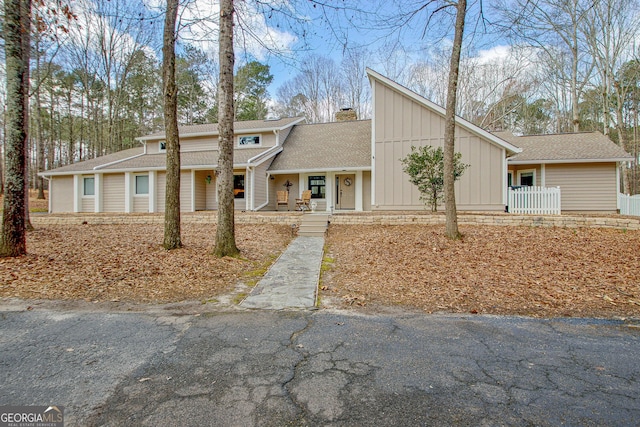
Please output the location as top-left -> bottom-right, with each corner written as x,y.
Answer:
83,177 -> 95,196
159,141 -> 166,152
308,176 -> 325,199
519,171 -> 534,186
136,175 -> 149,195
234,174 -> 245,199
238,135 -> 260,146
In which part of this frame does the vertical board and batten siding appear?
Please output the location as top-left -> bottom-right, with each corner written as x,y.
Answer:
103,174 -> 125,212
51,176 -> 74,212
133,196 -> 148,213
156,172 -> 166,213
194,171 -> 207,210
545,163 -> 618,211
180,170 -> 192,212
373,80 -> 505,211
363,171 -> 372,211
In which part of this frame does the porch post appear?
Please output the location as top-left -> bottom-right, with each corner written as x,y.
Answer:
124,172 -> 132,213
73,174 -> 81,213
94,173 -> 102,213
149,170 -> 156,213
325,172 -> 334,212
355,170 -> 363,211
540,164 -> 546,187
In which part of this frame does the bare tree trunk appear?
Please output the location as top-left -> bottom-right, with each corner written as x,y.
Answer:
22,0 -> 32,232
162,0 -> 181,250
214,0 -> 239,257
443,0 -> 466,240
1,0 -> 30,256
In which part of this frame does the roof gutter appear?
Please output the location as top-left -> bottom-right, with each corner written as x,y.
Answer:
508,157 -> 633,165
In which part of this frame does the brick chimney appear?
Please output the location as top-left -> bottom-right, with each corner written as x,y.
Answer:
335,108 -> 357,122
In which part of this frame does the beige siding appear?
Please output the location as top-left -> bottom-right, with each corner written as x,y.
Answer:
373,80 -> 505,211
194,171 -> 207,210
133,196 -> 148,213
51,176 -> 74,213
181,137 -> 218,152
545,163 -> 618,212
252,160 -> 271,209
180,170 -> 193,212
103,174 -> 125,212
81,197 -> 94,212
156,172 -> 166,213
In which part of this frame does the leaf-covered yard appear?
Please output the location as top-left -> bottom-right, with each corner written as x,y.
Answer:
323,225 -> 640,318
1,219 -> 639,319
0,223 -> 292,303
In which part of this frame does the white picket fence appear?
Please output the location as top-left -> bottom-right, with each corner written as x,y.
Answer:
618,193 -> 640,216
507,186 -> 561,215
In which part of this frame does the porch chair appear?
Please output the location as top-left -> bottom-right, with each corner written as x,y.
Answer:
295,190 -> 312,211
276,191 -> 289,211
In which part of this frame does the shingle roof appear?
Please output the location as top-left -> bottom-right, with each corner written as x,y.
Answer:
495,131 -> 633,163
268,120 -> 371,172
137,117 -> 305,141
43,147 -> 145,174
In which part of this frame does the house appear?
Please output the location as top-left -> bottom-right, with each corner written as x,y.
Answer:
496,131 -> 633,212
41,69 -> 631,214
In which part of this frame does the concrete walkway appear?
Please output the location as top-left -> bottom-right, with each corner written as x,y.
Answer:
240,236 -> 325,310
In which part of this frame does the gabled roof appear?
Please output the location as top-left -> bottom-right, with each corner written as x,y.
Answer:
137,117 -> 305,141
495,131 -> 633,164
268,120 -> 372,173
366,68 -> 522,156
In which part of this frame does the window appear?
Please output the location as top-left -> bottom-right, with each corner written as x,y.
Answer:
518,170 -> 535,186
308,176 -> 325,199
507,171 -> 514,187
159,141 -> 166,152
238,135 -> 260,146
135,175 -> 149,195
234,174 -> 245,199
83,177 -> 95,196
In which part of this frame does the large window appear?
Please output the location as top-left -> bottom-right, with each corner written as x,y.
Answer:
135,175 -> 149,195
308,176 -> 325,199
238,135 -> 260,147
234,174 -> 245,199
83,177 -> 95,196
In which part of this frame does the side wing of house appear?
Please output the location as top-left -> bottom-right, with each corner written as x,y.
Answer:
369,72 -> 514,211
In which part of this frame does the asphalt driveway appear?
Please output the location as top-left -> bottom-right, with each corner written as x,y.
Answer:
1,302 -> 638,426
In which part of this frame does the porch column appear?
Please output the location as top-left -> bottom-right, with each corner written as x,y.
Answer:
190,170 -> 196,212
94,173 -> 102,213
540,164 -> 546,187
149,170 -> 156,213
73,175 -> 81,213
325,172 -> 335,212
124,172 -> 132,213
355,170 -> 363,211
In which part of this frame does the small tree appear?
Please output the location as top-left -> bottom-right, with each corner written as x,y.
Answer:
401,145 -> 469,212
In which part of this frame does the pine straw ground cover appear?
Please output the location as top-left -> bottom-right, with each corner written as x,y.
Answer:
322,224 -> 640,319
0,223 -> 292,303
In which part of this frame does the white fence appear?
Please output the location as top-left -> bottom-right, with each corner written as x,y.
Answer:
618,193 -> 640,216
507,186 -> 561,215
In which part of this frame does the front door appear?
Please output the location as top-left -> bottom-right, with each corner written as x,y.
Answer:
335,174 -> 355,210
